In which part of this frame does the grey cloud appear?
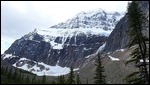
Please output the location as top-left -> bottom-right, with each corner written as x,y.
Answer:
1,3 -> 55,40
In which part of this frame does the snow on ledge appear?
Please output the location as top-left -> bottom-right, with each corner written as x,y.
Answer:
96,42 -> 106,54
108,55 -> 119,61
85,55 -> 90,58
2,54 -> 18,60
140,59 -> 149,63
116,49 -> 125,52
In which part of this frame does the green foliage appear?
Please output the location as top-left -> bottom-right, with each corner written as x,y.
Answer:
1,66 -> 51,84
126,1 -> 149,84
42,74 -> 46,84
67,65 -> 75,84
7,67 -> 12,81
13,68 -> 18,80
51,80 -> 56,84
76,74 -> 81,84
57,75 -> 66,84
93,53 -> 106,84
31,75 -> 36,84
26,75 -> 31,84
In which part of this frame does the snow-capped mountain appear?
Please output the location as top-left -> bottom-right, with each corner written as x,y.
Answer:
1,8 -> 124,76
51,8 -> 124,31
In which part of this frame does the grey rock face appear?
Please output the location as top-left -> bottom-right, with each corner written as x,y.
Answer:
104,1 -> 149,53
103,15 -> 129,53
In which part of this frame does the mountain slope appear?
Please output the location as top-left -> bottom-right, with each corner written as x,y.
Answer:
104,1 -> 149,53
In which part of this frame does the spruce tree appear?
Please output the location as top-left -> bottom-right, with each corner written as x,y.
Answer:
57,76 -> 61,84
26,75 -> 30,84
17,69 -> 22,83
32,75 -> 36,84
37,79 -> 41,84
93,53 -> 106,84
57,75 -> 65,84
126,1 -> 149,84
51,80 -> 56,84
62,75 -> 66,84
76,74 -> 81,84
1,66 -> 4,74
67,65 -> 75,84
5,66 -> 8,75
13,68 -> 18,80
61,75 -> 66,84
42,74 -> 46,84
20,75 -> 24,84
7,67 -> 12,81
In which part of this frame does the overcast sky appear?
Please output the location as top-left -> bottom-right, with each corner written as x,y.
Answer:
1,1 -> 128,54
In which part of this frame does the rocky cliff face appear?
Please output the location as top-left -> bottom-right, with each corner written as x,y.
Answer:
104,1 -> 149,53
103,15 -> 129,53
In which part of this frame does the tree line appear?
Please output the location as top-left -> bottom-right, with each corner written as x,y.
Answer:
1,65 -> 84,84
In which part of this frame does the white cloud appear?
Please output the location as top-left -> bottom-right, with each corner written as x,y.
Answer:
7,1 -> 28,14
2,1 -> 128,24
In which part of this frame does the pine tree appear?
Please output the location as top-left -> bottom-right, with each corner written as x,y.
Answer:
1,66 -> 4,74
37,79 -> 41,84
57,75 -> 65,84
125,1 -> 149,84
5,66 -> 8,75
76,74 -> 81,84
62,75 -> 66,84
17,69 -> 22,83
93,53 -> 106,84
42,74 -> 46,84
31,75 -> 36,84
57,76 -> 61,84
51,80 -> 56,84
13,68 -> 18,80
20,75 -> 24,84
26,75 -> 30,84
7,67 -> 12,81
67,65 -> 75,84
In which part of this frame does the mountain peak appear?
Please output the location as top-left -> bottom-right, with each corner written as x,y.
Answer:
50,8 -> 124,30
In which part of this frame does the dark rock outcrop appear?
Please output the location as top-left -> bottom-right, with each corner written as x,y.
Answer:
104,1 -> 149,53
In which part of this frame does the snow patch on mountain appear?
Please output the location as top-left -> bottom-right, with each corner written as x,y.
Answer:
23,28 -> 111,50
13,57 -> 79,76
108,55 -> 120,61
96,42 -> 106,54
2,54 -> 18,60
140,59 -> 149,63
85,55 -> 90,58
116,49 -> 125,52
35,28 -> 111,37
